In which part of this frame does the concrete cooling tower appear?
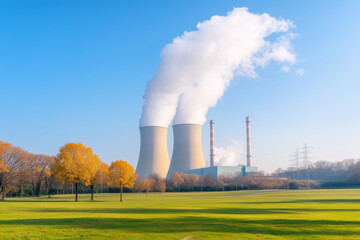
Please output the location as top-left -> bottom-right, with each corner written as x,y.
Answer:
136,126 -> 170,178
166,124 -> 205,178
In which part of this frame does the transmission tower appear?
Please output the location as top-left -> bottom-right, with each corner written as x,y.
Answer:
289,148 -> 300,169
301,143 -> 312,168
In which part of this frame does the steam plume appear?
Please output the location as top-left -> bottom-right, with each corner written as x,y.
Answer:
140,7 -> 296,127
214,140 -> 244,166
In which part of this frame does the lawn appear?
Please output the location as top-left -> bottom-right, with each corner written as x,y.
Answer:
0,189 -> 360,239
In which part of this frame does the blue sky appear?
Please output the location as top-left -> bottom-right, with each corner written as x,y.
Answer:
1,0 -> 359,172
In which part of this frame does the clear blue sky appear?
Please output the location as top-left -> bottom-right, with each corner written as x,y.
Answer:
1,0 -> 359,172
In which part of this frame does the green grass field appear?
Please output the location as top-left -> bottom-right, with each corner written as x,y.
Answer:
1,189 -> 360,239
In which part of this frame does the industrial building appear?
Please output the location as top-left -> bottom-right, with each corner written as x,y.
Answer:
183,165 -> 258,179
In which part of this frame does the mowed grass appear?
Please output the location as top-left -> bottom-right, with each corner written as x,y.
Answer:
1,189 -> 360,239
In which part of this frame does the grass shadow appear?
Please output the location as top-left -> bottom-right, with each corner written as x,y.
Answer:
238,199 -> 360,204
0,217 -> 359,237
25,207 -> 360,215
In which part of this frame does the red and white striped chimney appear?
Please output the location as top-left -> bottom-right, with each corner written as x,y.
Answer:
210,120 -> 215,167
246,116 -> 252,167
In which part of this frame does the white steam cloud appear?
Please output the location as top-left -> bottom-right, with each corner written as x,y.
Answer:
214,140 -> 244,166
140,7 -> 296,127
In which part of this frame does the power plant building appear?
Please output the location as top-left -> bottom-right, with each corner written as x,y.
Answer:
183,165 -> 258,179
183,116 -> 258,179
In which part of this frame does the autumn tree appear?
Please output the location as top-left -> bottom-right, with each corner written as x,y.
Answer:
44,157 -> 56,198
28,154 -> 53,196
200,175 -> 217,189
52,142 -> 100,202
0,141 -> 23,200
134,179 -> 145,194
15,155 -> 30,197
15,172 -> 28,197
88,158 -> 108,200
182,173 -> 199,191
44,169 -> 55,198
107,160 -> 137,202
149,174 -> 166,192
167,172 -> 184,191
134,179 -> 153,194
142,179 -> 153,193
97,161 -> 109,194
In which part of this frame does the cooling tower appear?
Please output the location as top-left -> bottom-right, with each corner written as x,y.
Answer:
136,126 -> 170,178
166,124 -> 205,178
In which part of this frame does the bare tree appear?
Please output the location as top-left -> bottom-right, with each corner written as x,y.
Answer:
0,141 -> 23,200
166,172 -> 184,191
28,154 -> 53,196
149,174 -> 166,192
182,174 -> 199,191
347,161 -> 360,184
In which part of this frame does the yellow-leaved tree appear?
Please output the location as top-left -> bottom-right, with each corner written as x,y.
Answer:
88,158 -> 108,201
96,161 -> 109,194
107,160 -> 137,202
52,142 -> 99,202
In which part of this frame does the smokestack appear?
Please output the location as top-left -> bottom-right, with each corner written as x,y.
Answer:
246,116 -> 252,167
136,126 -> 170,178
210,120 -> 215,167
166,124 -> 205,178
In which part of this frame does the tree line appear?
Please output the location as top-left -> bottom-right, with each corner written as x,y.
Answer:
0,141 -> 137,202
133,172 -> 318,193
273,159 -> 360,181
3,140 -> 357,201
